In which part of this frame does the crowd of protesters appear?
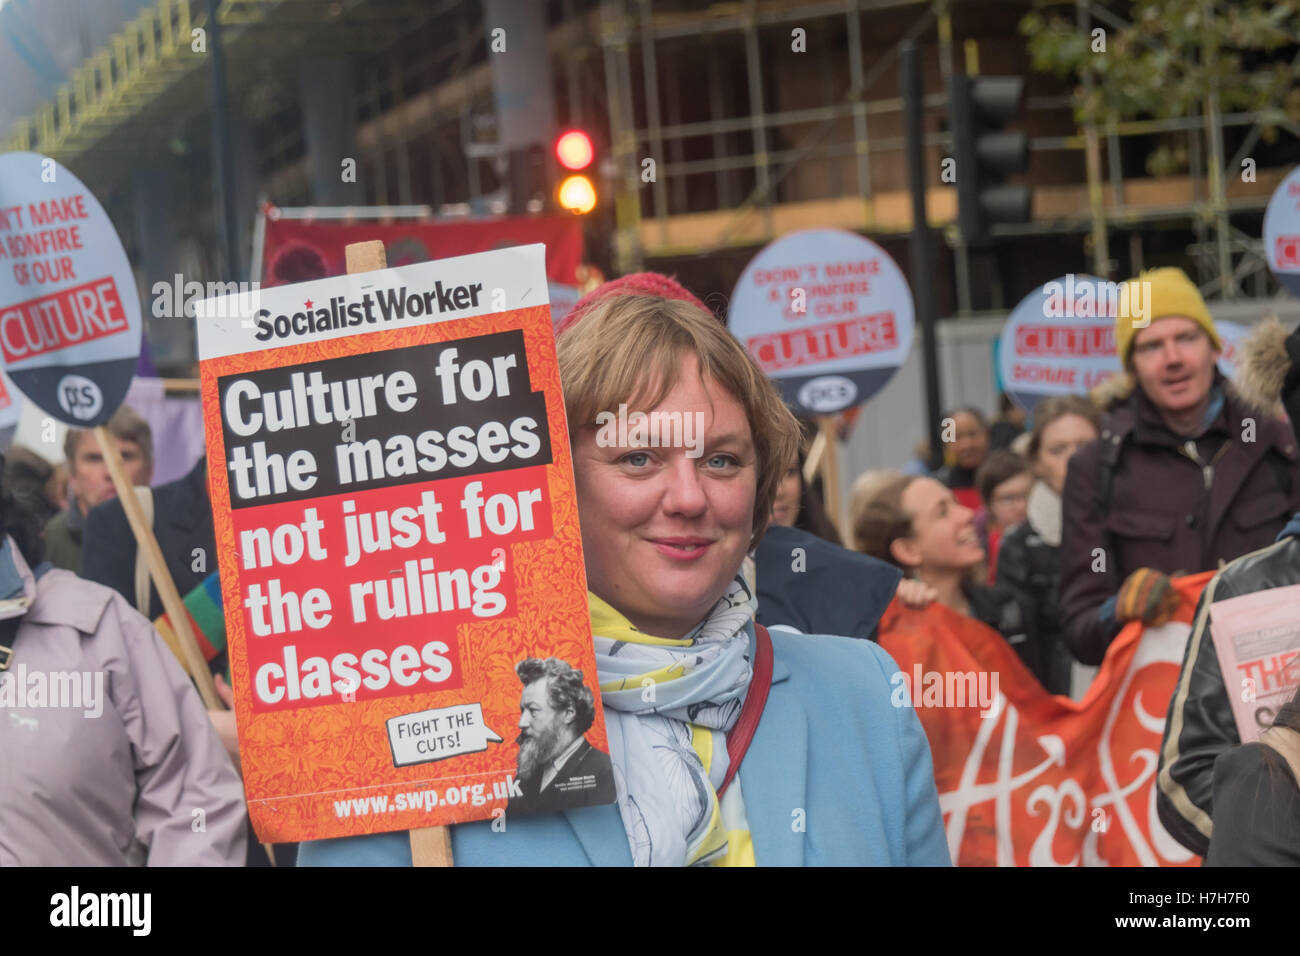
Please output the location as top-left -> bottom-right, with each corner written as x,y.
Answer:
850,266 -> 1300,865
2,261 -> 1299,867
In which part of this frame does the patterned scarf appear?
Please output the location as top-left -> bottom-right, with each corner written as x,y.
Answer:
590,574 -> 758,866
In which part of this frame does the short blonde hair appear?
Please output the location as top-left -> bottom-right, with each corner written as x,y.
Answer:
557,293 -> 801,550
850,472 -> 919,565
848,468 -> 904,552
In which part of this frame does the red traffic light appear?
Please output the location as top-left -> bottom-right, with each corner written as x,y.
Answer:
555,130 -> 594,170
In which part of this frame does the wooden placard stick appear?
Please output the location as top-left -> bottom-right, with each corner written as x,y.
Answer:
161,377 -> 201,395
95,426 -> 220,710
344,238 -> 455,868
98,429 -> 279,863
816,416 -> 842,538
802,425 -> 826,488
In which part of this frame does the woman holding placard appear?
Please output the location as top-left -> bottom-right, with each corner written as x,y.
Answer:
300,276 -> 950,867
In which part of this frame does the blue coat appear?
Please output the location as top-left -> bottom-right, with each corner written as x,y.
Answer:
298,632 -> 951,866
755,524 -> 901,641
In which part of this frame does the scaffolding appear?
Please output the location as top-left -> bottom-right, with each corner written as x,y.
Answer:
1,0 -> 452,193
594,0 -> 1297,304
3,0 -> 1296,305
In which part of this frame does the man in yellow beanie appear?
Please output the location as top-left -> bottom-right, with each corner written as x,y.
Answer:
1059,267 -> 1300,707
1112,267 -> 1223,432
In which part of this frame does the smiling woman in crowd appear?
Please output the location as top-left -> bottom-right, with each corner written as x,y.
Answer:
852,473 -> 1027,665
300,277 -> 950,867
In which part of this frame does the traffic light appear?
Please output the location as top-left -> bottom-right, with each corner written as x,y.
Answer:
507,143 -> 550,215
554,129 -> 597,214
555,130 -> 594,170
947,74 -> 1031,242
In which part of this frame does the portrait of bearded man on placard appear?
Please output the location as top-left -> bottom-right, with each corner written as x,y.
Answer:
509,656 -> 614,817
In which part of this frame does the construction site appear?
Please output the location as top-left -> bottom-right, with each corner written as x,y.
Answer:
4,0 -> 1299,470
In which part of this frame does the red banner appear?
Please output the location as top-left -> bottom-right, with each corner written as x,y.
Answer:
260,212 -> 583,288
878,572 -> 1213,867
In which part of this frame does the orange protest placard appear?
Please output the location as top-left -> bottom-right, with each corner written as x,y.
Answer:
195,245 -> 611,842
878,571 -> 1212,867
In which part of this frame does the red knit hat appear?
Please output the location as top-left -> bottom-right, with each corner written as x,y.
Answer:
555,272 -> 711,336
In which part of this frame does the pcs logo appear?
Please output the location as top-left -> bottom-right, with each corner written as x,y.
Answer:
797,375 -> 857,414
56,374 -> 104,421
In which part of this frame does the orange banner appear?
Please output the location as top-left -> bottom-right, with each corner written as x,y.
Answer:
878,572 -> 1212,867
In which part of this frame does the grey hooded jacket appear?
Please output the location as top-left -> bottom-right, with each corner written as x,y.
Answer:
0,540 -> 247,865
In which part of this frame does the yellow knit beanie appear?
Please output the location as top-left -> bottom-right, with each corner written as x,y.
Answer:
1115,267 -> 1220,364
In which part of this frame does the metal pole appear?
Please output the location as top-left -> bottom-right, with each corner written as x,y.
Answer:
1202,0 -> 1232,299
615,25 -> 644,270
249,198 -> 267,285
601,0 -> 644,274
845,0 -> 872,203
954,235 -> 971,313
432,124 -> 445,210
663,47 -> 688,214
940,1 -> 971,313
902,42 -> 943,471
936,0 -> 953,82
638,0 -> 669,244
460,15 -> 480,203
390,61 -> 414,206
1188,102 -> 1209,286
370,68 -> 389,206
1106,114 -> 1124,209
206,0 -> 239,280
563,0 -> 584,126
1077,0 -> 1109,277
707,43 -> 732,208
743,0 -> 773,235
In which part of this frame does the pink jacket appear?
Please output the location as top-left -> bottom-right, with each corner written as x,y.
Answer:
0,542 -> 247,865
